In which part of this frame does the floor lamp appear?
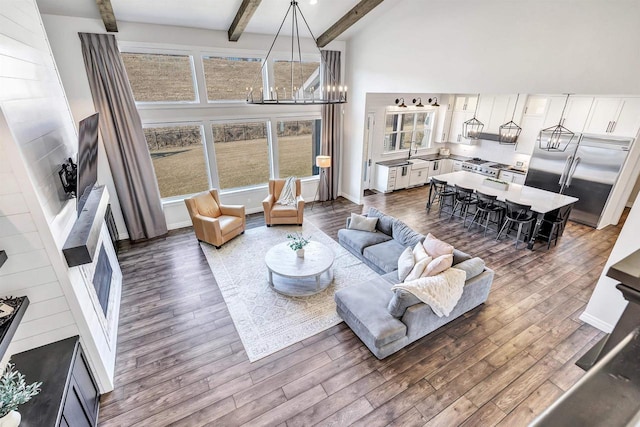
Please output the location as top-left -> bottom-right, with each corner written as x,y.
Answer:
312,155 -> 333,210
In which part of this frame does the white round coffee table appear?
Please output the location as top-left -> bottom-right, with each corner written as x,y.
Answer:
264,241 -> 335,297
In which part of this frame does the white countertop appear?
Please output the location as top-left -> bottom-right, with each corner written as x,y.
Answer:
433,171 -> 579,214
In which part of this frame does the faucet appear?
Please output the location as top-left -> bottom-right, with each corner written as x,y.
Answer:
407,141 -> 417,160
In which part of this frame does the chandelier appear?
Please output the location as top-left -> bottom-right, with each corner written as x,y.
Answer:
499,93 -> 522,145
246,1 -> 346,105
538,94 -> 575,152
462,94 -> 484,139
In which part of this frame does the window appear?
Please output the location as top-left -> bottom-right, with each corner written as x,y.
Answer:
202,56 -> 263,101
144,125 -> 209,198
383,110 -> 435,153
273,60 -> 320,97
212,121 -> 270,189
276,119 -> 321,178
121,53 -> 196,102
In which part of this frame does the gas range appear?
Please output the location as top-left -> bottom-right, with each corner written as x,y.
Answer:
462,158 -> 509,178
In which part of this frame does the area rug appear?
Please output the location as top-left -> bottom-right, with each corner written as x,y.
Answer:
200,221 -> 377,362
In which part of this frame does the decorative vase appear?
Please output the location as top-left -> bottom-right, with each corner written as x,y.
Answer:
0,411 -> 21,427
296,248 -> 305,258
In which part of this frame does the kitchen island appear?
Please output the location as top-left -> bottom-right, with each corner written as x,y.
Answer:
426,171 -> 579,249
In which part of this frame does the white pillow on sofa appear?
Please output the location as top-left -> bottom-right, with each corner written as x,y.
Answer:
413,242 -> 429,262
348,213 -> 378,232
422,253 -> 454,277
397,247 -> 415,282
404,256 -> 432,282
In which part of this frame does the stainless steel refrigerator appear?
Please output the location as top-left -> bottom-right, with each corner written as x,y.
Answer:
524,134 -> 632,227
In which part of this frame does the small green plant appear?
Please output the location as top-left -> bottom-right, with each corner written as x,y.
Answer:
0,362 -> 42,417
286,233 -> 310,251
485,177 -> 509,185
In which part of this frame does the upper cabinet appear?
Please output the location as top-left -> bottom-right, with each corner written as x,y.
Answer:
476,94 -> 523,133
583,97 -> 640,137
434,95 -> 453,143
523,96 -> 548,117
453,95 -> 478,113
542,96 -> 593,132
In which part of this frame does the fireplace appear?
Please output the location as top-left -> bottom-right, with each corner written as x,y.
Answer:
92,245 -> 112,316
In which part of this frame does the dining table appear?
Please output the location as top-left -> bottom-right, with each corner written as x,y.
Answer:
426,171 -> 579,249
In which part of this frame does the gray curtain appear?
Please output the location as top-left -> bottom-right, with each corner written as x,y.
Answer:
79,33 -> 167,241
320,50 -> 341,201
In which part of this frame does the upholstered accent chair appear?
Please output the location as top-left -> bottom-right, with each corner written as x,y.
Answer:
184,189 -> 245,248
262,179 -> 304,226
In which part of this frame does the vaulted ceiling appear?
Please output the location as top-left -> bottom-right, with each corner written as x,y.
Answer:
36,0 -> 397,42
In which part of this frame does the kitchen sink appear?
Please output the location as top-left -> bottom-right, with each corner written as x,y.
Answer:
409,159 -> 430,170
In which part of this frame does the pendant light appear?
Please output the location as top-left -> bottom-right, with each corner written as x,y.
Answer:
538,94 -> 575,152
463,94 -> 484,139
246,1 -> 346,105
499,94 -> 522,145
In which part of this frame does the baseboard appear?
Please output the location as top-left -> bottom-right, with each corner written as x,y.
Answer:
167,220 -> 193,231
579,311 -> 615,333
340,191 -> 362,205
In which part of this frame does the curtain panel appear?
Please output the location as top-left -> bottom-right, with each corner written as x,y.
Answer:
79,33 -> 167,241
320,50 -> 342,201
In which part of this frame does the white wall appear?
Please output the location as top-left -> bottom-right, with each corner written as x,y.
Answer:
0,0 -> 120,392
40,14 -> 346,233
343,0 -> 640,204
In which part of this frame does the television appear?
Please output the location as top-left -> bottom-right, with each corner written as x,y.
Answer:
76,113 -> 99,216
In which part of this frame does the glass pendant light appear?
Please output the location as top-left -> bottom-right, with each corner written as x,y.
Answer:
499,94 -> 522,145
463,94 -> 484,139
538,94 -> 575,152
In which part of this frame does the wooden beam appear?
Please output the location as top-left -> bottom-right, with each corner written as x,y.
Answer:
228,0 -> 262,42
96,0 -> 118,32
316,0 -> 384,48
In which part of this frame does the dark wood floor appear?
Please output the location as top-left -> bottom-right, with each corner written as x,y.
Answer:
99,185 -> 623,426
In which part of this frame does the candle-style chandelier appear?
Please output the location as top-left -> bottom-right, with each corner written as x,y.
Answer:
246,1 -> 347,105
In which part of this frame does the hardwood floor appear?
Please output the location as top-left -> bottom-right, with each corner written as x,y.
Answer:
99,185 -> 622,426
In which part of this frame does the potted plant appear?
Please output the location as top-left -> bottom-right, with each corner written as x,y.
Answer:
0,363 -> 42,427
286,233 -> 310,258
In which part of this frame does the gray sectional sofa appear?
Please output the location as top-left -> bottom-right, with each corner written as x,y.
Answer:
335,208 -> 494,359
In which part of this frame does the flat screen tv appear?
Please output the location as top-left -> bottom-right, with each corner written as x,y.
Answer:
77,112 -> 99,216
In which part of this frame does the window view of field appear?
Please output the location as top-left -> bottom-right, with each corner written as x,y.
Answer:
121,53 -> 196,102
203,56 -> 263,101
273,61 -> 319,99
127,53 -> 321,198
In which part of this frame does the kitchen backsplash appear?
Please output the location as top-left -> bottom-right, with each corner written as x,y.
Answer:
444,139 -> 530,170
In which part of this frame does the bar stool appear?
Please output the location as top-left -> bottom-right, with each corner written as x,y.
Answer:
450,185 -> 477,225
496,199 -> 536,249
427,177 -> 455,216
536,207 -> 569,249
467,191 -> 505,236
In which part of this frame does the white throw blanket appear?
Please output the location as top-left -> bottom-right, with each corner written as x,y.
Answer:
391,268 -> 466,317
277,176 -> 297,206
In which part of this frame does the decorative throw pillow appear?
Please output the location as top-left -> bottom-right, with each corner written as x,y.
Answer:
422,253 -> 454,277
423,233 -> 454,258
368,207 -> 394,235
404,256 -> 432,282
413,242 -> 429,263
453,257 -> 485,281
348,213 -> 378,232
397,247 -> 415,282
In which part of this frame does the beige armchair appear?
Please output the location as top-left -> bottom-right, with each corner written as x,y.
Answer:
184,189 -> 245,248
263,179 -> 304,226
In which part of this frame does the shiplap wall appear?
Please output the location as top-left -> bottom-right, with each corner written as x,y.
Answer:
0,0 -> 79,353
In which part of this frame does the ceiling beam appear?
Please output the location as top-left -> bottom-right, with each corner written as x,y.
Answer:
96,0 -> 118,32
228,0 -> 262,42
316,0 -> 384,48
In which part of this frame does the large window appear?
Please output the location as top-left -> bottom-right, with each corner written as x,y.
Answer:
384,110 -> 434,153
203,56 -> 263,101
276,119 -> 321,178
121,53 -> 196,102
144,125 -> 209,198
273,60 -> 320,97
212,122 -> 271,189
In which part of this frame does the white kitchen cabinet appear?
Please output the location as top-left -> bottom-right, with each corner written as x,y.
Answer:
583,97 -> 640,137
374,164 -> 397,193
439,159 -> 454,174
453,95 -> 478,112
428,159 -> 449,177
515,115 -> 544,155
452,160 -> 464,172
542,96 -> 593,133
434,100 -> 453,144
499,170 -> 526,185
409,168 -> 429,187
395,164 -> 411,189
448,111 -> 477,144
523,96 -> 548,117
